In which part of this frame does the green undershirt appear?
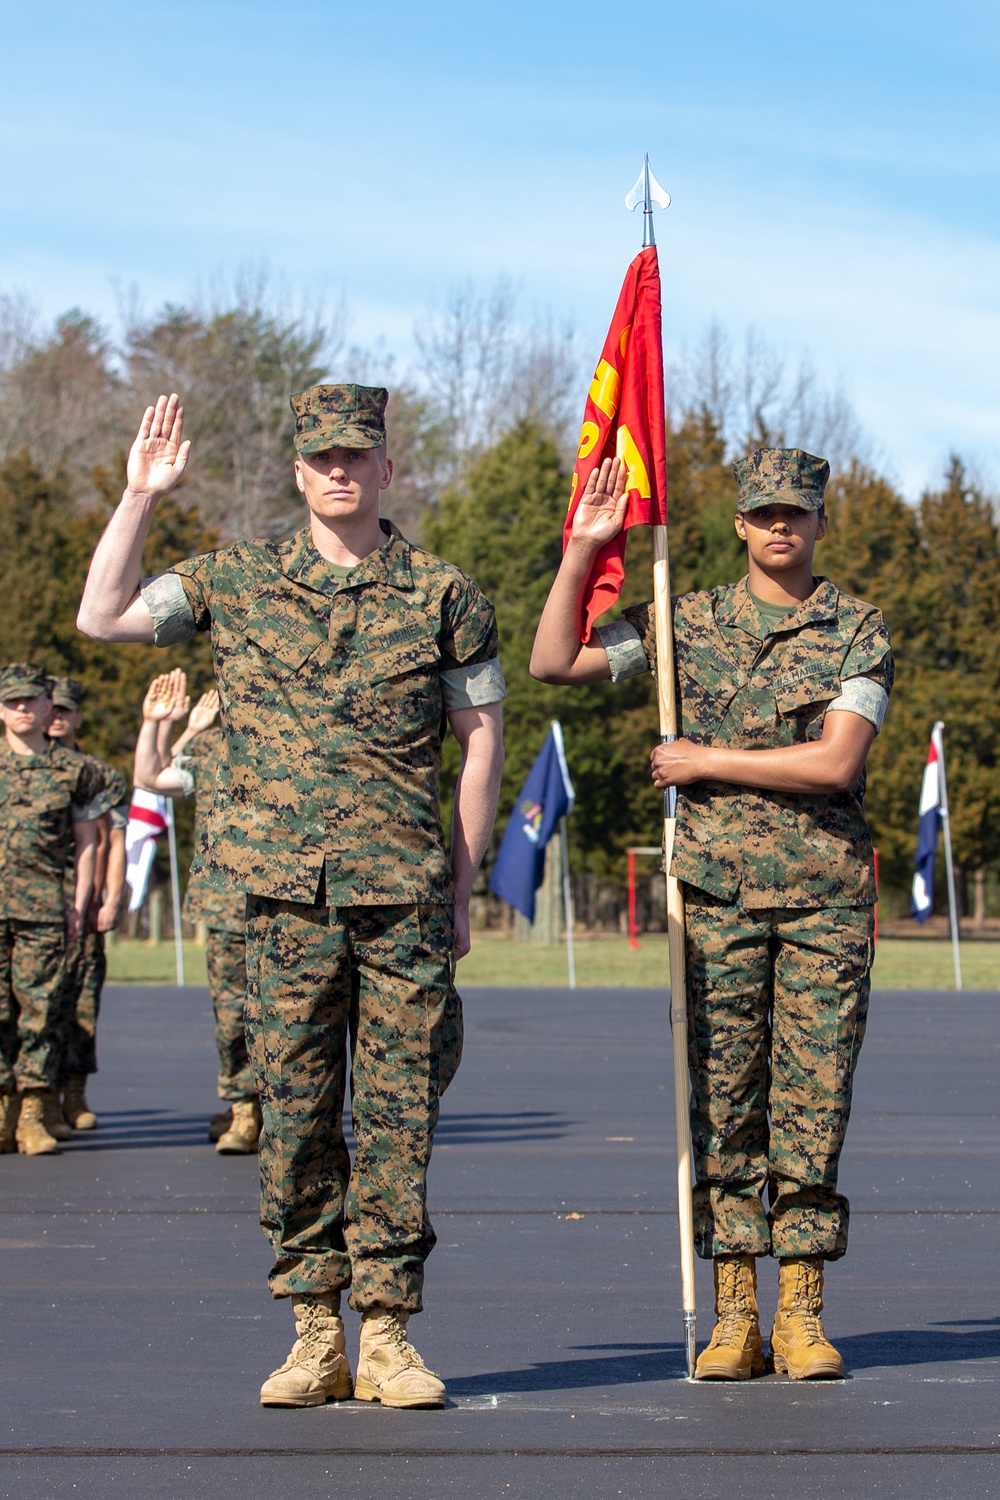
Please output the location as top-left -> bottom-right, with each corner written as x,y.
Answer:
750,588 -> 799,636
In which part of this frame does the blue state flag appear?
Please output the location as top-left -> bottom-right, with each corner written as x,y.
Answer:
911,721 -> 943,923
490,721 -> 575,922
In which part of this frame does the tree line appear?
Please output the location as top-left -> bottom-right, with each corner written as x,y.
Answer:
0,283 -> 996,920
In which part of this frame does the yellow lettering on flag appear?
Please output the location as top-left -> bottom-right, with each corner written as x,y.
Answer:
577,421 -> 600,460
619,324 -> 632,359
589,360 -> 621,419
616,424 -> 651,498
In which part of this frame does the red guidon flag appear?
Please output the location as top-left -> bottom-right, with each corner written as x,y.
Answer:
564,245 -> 668,640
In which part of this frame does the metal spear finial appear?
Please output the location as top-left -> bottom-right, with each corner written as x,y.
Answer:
625,154 -> 671,247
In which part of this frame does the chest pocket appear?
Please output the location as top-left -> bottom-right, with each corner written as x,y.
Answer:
677,643 -> 744,744
775,670 -> 842,739
214,604 -> 327,730
357,634 -> 442,748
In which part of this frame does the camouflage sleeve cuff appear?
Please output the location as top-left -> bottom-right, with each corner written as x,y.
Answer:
594,620 -> 650,683
441,658 -> 507,710
140,573 -> 197,647
171,756 -> 196,798
826,676 -> 889,733
72,793 -> 109,823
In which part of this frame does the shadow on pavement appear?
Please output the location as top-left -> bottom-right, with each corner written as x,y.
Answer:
62,1108 -> 573,1153
838,1321 -> 1000,1370
448,1342 -> 685,1395
64,1109 -> 213,1151
434,1111 -> 573,1144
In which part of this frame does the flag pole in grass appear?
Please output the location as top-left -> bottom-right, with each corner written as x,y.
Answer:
164,798 -> 185,987
564,155 -> 696,1375
912,721 -> 962,990
489,720 -> 576,987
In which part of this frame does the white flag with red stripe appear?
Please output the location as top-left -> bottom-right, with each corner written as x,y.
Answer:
125,789 -> 169,912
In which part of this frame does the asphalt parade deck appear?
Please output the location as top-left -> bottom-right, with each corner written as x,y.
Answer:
1,981 -> 998,1500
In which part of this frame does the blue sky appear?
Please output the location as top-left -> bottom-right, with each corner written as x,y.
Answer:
2,0 -> 998,496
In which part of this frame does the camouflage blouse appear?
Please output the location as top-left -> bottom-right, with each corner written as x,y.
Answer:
174,726 -> 246,933
142,523 -> 504,905
0,741 -> 113,921
604,576 -> 893,908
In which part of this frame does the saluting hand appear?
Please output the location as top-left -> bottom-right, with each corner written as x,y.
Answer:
569,456 -> 629,550
126,394 -> 191,497
186,689 -> 220,736
142,669 -> 188,723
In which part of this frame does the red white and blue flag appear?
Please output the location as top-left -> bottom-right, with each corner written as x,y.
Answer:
125,789 -> 169,912
911,722 -> 945,923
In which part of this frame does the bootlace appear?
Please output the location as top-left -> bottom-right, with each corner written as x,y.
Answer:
295,1298 -> 339,1343
374,1315 -> 426,1368
712,1261 -> 755,1347
788,1263 -> 828,1344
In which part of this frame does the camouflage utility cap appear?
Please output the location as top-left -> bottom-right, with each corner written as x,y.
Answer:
290,383 -> 388,455
50,677 -> 84,710
734,447 -> 830,514
0,662 -> 52,700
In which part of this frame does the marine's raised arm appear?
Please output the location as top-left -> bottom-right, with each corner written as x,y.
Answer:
77,395 -> 191,643
528,455 -> 626,684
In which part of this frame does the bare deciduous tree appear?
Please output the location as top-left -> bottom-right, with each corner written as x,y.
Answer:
667,320 -> 870,474
123,270 -> 348,539
414,281 -> 579,483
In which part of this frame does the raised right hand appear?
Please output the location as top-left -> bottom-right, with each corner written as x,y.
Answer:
126,394 -> 192,497
142,669 -> 188,723
569,456 -> 629,549
186,689 -> 220,735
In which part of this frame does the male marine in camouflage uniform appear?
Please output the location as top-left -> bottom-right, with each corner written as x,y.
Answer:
79,387 -> 505,1408
48,677 -> 129,1134
133,673 -> 258,1152
0,664 -> 111,1155
531,448 -> 891,1381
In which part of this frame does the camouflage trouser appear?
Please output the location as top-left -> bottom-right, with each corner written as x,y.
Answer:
60,930 -> 106,1079
0,919 -> 68,1093
684,897 -> 874,1262
205,926 -> 253,1101
244,897 -> 462,1310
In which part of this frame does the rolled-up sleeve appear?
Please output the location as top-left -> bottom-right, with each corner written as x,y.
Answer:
140,574 -> 198,647
826,675 -> 889,733
171,754 -> 197,799
441,658 -> 506,710
439,577 -> 504,707
594,619 -> 650,683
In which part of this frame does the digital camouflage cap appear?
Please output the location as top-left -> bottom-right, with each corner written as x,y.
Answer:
734,447 -> 830,514
50,676 -> 84,710
290,383 -> 388,455
0,662 -> 52,701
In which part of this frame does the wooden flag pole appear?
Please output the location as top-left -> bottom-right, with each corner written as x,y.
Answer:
626,152 -> 694,1374
652,523 -> 697,1378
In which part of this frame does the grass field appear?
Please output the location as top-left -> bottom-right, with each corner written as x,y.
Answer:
106,933 -> 998,991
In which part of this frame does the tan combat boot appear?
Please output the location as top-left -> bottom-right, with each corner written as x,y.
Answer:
62,1075 -> 97,1131
259,1292 -> 353,1406
0,1092 -> 19,1152
771,1257 -> 845,1379
216,1099 -> 261,1155
354,1310 -> 446,1408
208,1107 -> 233,1143
16,1092 -> 60,1155
43,1091 -> 73,1141
694,1255 -> 766,1380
